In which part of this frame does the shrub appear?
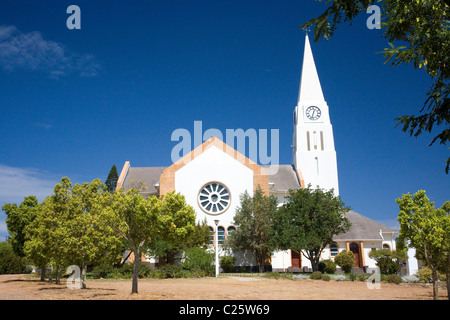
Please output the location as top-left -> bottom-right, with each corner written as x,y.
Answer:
182,247 -> 214,276
387,274 -> 402,285
357,273 -> 369,282
321,275 -> 331,281
265,272 -> 281,279
347,273 -> 357,281
161,264 -> 185,278
0,242 -> 29,274
417,266 -> 445,283
292,274 -> 309,280
417,266 -> 432,283
334,250 -> 354,274
321,259 -> 337,274
402,275 -> 419,283
90,264 -> 114,279
333,275 -> 346,281
220,255 -> 236,273
310,271 -> 322,280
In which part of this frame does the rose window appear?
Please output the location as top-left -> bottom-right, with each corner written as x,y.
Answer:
198,182 -> 231,214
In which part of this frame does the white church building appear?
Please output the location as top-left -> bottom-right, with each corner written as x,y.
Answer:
116,34 -> 400,273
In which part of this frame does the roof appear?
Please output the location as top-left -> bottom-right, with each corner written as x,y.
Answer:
265,164 -> 301,192
122,166 -> 167,195
120,163 -> 301,195
333,210 -> 398,241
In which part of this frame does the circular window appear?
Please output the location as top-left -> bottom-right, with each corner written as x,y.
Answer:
198,182 -> 231,215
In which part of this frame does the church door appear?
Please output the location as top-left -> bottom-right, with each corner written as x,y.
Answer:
349,243 -> 360,268
291,250 -> 301,268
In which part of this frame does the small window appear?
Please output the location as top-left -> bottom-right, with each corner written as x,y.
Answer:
330,244 -> 338,257
306,132 -> 311,151
383,244 -> 391,250
320,131 -> 324,151
208,227 -> 214,245
218,226 -> 225,245
227,226 -> 236,238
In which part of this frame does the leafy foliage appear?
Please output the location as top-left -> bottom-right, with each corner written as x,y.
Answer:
396,190 -> 450,299
334,250 -> 355,273
226,186 -> 278,273
271,185 -> 351,271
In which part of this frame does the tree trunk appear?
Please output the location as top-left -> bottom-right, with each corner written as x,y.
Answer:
40,266 -> 46,281
81,262 -> 87,289
55,265 -> 61,285
446,254 -> 450,300
258,253 -> 265,273
132,249 -> 140,294
432,268 -> 439,300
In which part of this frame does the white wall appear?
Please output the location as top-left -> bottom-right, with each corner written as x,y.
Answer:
175,145 -> 254,232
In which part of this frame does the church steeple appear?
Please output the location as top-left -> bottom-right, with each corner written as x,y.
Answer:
298,33 -> 325,105
293,34 -> 339,195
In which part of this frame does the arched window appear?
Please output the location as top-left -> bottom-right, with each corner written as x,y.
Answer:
227,226 -> 236,238
383,243 -> 391,250
218,226 -> 225,245
208,227 -> 214,245
330,243 -> 338,257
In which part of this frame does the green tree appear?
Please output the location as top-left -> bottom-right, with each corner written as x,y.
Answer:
148,192 -> 198,265
99,187 -> 160,294
105,164 -> 119,192
301,0 -> 450,173
396,190 -> 450,300
271,185 -> 351,271
368,248 -> 408,274
227,186 -> 278,273
0,242 -> 28,274
62,179 -> 122,288
2,196 -> 39,257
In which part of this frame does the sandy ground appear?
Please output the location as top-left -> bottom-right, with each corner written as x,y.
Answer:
0,274 -> 447,300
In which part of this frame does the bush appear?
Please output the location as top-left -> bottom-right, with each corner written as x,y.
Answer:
182,247 -> 214,276
220,256 -> 236,273
417,266 -> 445,283
334,250 -> 354,274
265,272 -> 281,279
320,259 -> 337,274
387,274 -> 402,285
357,274 -> 369,282
161,264 -> 186,278
402,275 -> 419,283
333,275 -> 347,281
90,264 -> 115,279
347,273 -> 357,281
0,242 -> 29,274
321,275 -> 331,281
310,271 -> 322,280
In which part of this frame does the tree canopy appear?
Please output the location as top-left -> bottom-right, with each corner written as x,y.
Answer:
396,190 -> 450,299
226,186 -> 278,272
271,185 -> 351,271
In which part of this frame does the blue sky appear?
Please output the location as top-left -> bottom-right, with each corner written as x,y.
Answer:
0,0 -> 448,238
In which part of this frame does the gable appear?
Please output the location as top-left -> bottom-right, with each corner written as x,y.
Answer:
159,136 -> 268,195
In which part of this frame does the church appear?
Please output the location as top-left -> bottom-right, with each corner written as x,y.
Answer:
116,34 -> 400,273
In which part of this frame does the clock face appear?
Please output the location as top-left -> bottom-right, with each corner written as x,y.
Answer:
305,106 -> 321,121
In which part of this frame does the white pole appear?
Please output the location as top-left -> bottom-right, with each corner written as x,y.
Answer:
214,219 -> 219,277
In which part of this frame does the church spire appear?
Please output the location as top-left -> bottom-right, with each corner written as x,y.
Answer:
298,33 -> 325,105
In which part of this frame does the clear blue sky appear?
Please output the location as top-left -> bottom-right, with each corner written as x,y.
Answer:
0,0 -> 448,238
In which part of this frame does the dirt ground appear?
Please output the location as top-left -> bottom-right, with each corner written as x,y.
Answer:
0,274 -> 447,300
